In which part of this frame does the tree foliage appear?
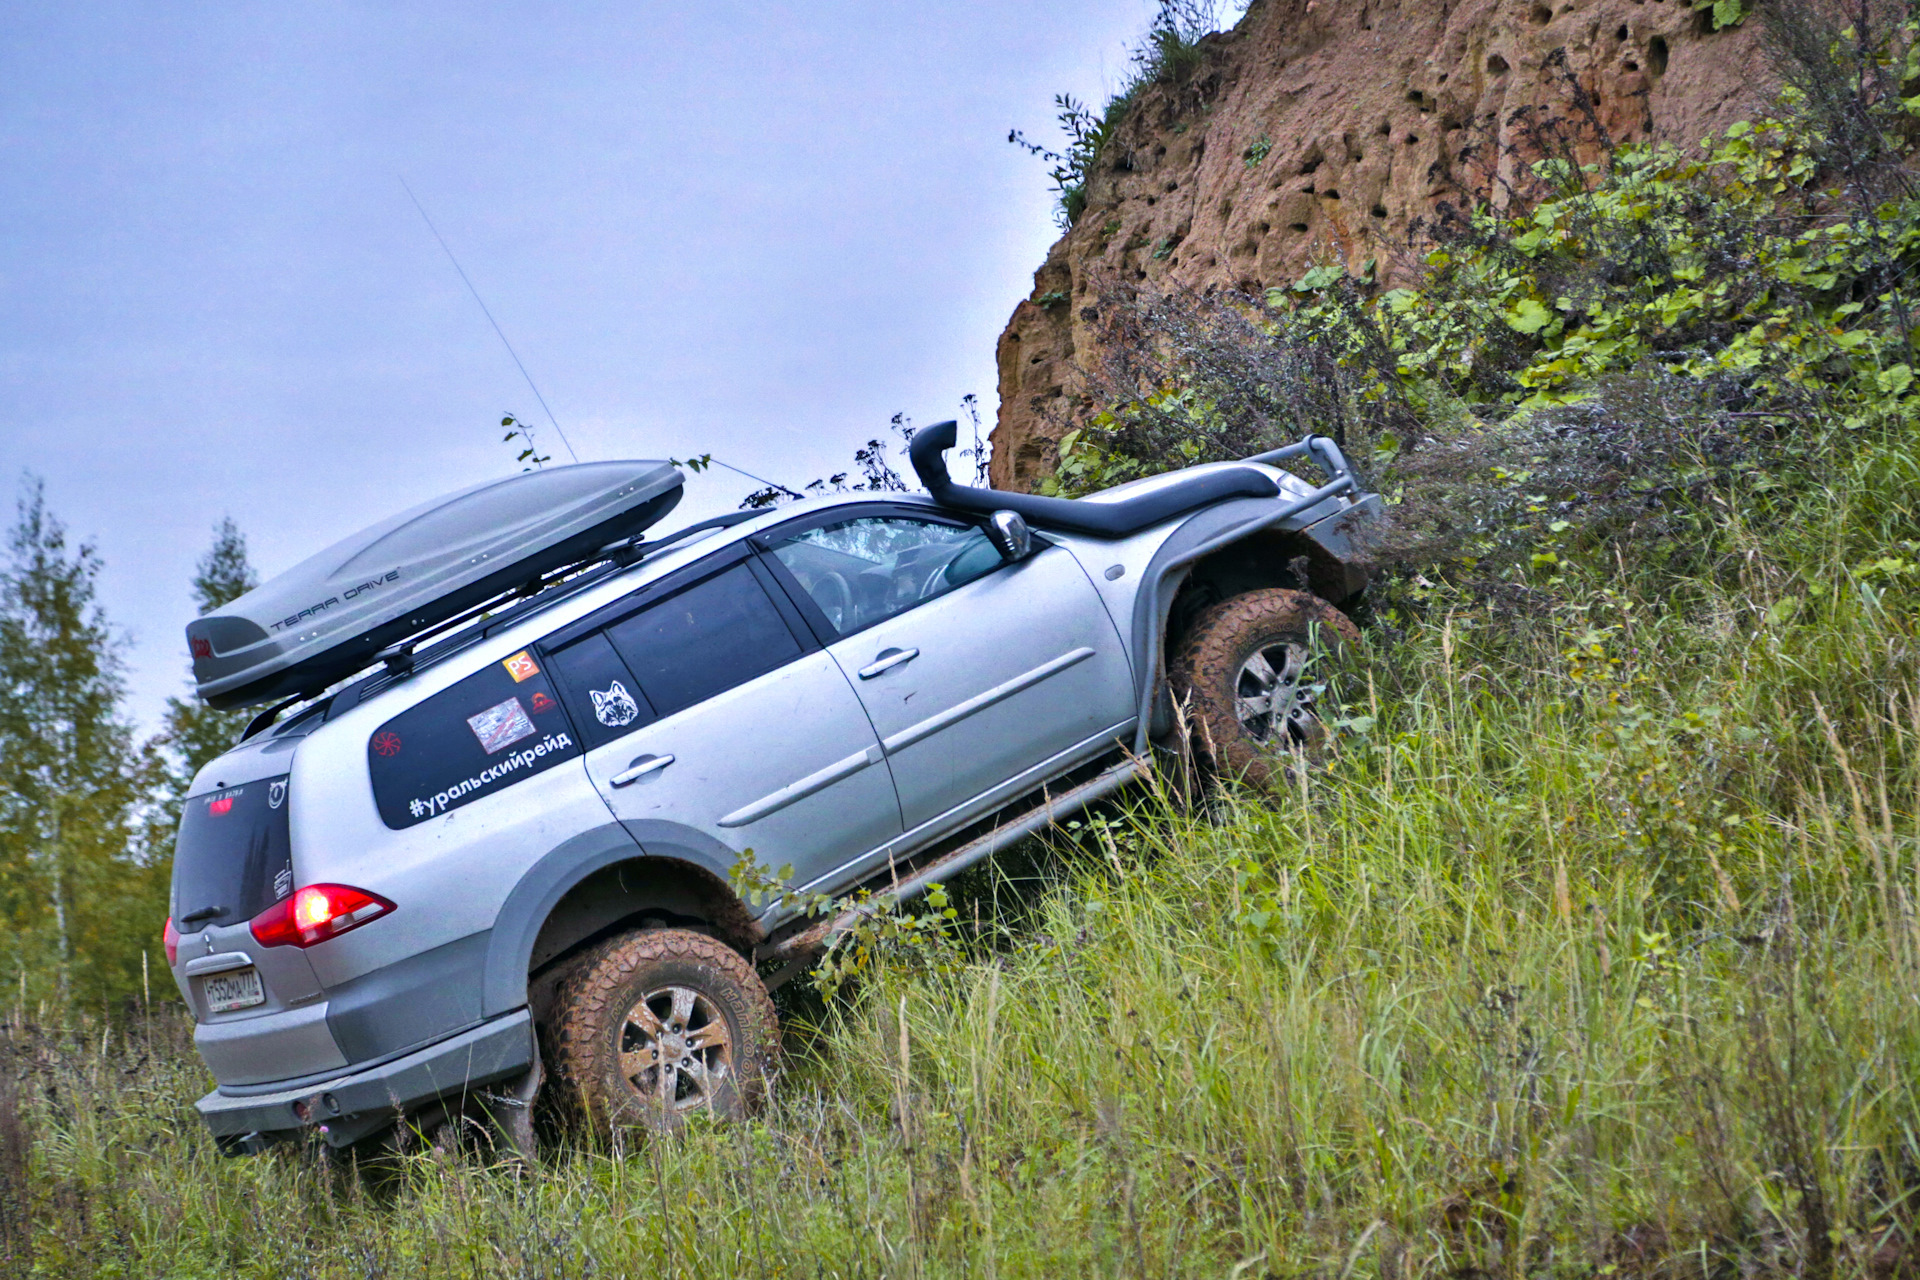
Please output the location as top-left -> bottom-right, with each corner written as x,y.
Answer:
0,480 -> 151,1004
151,519 -> 257,811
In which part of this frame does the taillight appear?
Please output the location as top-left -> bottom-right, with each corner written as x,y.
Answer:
249,884 -> 394,949
163,917 -> 179,968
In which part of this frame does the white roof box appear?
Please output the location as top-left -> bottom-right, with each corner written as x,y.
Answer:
189,460 -> 683,710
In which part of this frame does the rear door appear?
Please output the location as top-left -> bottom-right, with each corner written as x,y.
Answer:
171,776 -> 347,1083
756,508 -> 1136,832
542,548 -> 901,891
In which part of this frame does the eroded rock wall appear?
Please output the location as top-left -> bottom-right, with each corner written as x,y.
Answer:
990,0 -> 1776,489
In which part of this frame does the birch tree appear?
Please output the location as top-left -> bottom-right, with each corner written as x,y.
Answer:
0,479 -> 142,1003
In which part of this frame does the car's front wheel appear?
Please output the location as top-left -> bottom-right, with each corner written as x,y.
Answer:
551,927 -> 778,1134
1171,588 -> 1359,789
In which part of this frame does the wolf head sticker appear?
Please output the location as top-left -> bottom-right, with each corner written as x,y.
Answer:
590,680 -> 640,728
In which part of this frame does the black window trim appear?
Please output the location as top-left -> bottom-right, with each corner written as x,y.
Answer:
539,540 -> 819,657
540,630 -> 658,749
749,501 -> 1044,647
534,543 -> 821,736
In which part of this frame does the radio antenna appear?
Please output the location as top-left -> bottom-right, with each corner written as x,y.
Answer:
401,178 -> 580,465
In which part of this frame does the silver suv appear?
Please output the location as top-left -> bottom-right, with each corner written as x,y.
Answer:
167,422 -> 1378,1153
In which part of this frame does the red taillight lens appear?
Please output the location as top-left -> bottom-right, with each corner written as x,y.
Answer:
249,884 -> 394,949
163,917 -> 179,968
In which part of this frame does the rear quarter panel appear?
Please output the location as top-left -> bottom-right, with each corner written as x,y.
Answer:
287,623 -> 629,998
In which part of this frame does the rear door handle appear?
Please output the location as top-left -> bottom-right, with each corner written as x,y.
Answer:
611,753 -> 675,786
858,647 -> 920,679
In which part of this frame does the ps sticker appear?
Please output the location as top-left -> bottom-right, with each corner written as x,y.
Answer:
268,780 -> 287,809
502,651 -> 541,683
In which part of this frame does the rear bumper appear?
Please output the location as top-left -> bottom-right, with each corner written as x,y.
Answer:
194,1008 -> 535,1151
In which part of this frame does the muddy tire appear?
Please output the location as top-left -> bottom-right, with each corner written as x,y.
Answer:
551,928 -> 777,1134
1170,588 -> 1359,790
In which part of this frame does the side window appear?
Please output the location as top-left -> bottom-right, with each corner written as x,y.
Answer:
765,515 -> 1002,638
603,562 -> 803,718
366,648 -> 579,829
545,632 -> 654,750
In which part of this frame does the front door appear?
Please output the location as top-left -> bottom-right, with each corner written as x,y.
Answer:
541,554 -> 901,892
758,510 -> 1136,832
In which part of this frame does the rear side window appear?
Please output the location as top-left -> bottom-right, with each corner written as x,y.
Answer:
172,777 -> 293,931
367,648 -> 579,829
545,632 -> 655,751
602,562 -> 801,718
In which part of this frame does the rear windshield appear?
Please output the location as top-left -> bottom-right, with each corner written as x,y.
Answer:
172,777 -> 293,933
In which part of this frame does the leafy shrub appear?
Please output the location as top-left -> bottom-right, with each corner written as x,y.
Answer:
1054,3 -> 1920,603
1010,1 -> 1226,227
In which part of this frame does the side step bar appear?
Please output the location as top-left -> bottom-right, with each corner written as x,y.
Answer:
757,758 -> 1144,980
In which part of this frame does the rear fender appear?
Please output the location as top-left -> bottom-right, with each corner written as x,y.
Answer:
480,821 -> 759,1018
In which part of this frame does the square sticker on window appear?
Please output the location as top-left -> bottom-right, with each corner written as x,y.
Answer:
467,697 -> 536,754
502,650 -> 541,682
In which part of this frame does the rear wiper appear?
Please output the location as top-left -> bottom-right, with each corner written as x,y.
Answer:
179,905 -> 227,926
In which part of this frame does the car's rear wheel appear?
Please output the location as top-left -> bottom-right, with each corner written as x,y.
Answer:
1171,588 -> 1359,789
551,927 -> 777,1134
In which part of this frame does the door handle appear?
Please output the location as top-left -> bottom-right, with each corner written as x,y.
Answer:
610,753 -> 675,787
857,647 -> 920,679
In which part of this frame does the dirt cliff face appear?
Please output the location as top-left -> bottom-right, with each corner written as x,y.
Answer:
991,0 -> 1776,489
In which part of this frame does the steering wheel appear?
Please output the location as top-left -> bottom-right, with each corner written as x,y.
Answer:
919,549 -> 971,600
811,571 -> 854,631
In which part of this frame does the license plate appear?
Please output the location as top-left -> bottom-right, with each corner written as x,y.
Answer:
203,967 -> 265,1014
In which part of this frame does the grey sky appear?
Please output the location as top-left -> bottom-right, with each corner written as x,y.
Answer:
1,1 -> 1173,732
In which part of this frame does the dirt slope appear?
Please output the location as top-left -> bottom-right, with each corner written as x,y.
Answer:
990,0 -> 1775,489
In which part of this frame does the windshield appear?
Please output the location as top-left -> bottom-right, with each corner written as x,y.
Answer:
171,777 -> 293,933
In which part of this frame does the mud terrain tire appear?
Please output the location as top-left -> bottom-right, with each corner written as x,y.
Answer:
1171,588 -> 1359,790
552,928 -> 777,1134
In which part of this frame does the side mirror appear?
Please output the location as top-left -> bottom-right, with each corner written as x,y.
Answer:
985,510 -> 1032,562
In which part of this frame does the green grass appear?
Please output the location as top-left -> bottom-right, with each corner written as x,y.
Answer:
10,454 -> 1920,1276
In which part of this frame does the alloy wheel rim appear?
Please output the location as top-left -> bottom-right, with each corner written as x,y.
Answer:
1232,639 -> 1328,747
616,984 -> 732,1114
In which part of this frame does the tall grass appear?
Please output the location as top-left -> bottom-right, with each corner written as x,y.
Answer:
9,438 -> 1920,1277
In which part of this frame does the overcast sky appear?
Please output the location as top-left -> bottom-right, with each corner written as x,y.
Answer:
0,1 -> 1193,733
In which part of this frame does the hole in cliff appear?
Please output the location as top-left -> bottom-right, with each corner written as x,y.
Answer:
1529,2 -> 1552,23
1323,189 -> 1341,200
1405,133 -> 1421,144
1488,53 -> 1510,75
1378,119 -> 1392,135
1406,89 -> 1424,104
1624,59 -> 1640,70
1692,6 -> 1715,33
1299,155 -> 1322,175
1255,221 -> 1271,235
1648,35 -> 1669,74
1616,23 -> 1629,39
1289,222 -> 1310,232
1371,204 -> 1388,218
